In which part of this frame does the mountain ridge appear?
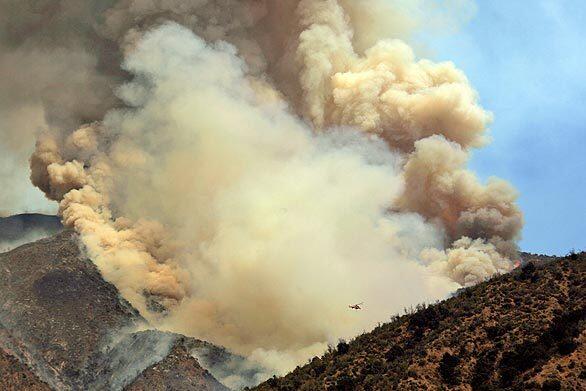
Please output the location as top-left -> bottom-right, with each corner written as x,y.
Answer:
252,253 -> 585,390
0,220 -> 583,390
0,229 -> 262,390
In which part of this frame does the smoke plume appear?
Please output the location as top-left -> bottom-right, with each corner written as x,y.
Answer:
2,0 -> 522,377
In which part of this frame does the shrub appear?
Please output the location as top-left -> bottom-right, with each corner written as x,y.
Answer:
541,378 -> 561,391
309,357 -> 326,376
471,350 -> 497,390
265,376 -> 278,387
385,344 -> 404,362
557,340 -> 577,355
408,304 -> 447,331
336,340 -> 350,355
363,357 -> 385,375
516,262 -> 536,281
485,325 -> 505,339
335,373 -> 355,391
439,353 -> 460,385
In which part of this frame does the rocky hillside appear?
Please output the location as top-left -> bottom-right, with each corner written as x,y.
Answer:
254,253 -> 585,390
1,221 -> 583,390
0,348 -> 50,390
0,230 -> 263,390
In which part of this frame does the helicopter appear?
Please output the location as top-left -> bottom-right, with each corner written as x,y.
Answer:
348,302 -> 364,310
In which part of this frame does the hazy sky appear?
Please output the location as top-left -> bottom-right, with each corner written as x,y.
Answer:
429,1 -> 585,255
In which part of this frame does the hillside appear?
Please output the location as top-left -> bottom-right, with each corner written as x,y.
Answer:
0,348 -> 50,390
254,254 -> 585,390
0,230 -> 262,390
1,224 -> 584,390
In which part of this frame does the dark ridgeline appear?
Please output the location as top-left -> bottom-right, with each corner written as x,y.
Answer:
0,213 -> 62,242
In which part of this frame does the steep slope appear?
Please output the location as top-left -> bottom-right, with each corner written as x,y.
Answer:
124,336 -> 228,391
254,254 -> 585,390
2,224 -> 582,390
0,348 -> 51,391
0,230 -> 260,390
0,230 -> 142,389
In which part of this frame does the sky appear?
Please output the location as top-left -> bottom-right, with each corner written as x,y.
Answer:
428,0 -> 586,255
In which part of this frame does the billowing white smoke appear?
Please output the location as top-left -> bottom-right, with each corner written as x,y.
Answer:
5,0 -> 523,377
34,23 -> 453,362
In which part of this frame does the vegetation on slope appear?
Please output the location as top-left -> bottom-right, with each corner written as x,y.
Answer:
0,348 -> 51,391
254,254 -> 585,390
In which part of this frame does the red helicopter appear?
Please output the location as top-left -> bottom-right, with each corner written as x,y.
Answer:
348,302 -> 364,310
